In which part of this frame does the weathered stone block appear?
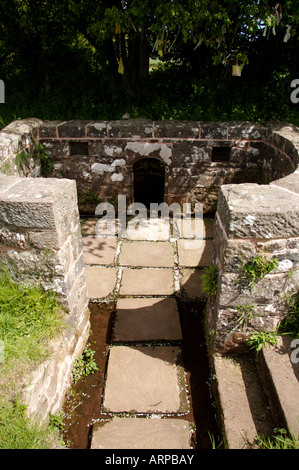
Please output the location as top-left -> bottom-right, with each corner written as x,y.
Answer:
28,230 -> 60,250
39,121 -> 64,138
217,183 -> 299,239
125,141 -> 172,165
218,272 -> 289,308
154,120 -> 200,139
199,122 -> 228,139
40,139 -> 70,158
57,120 -> 92,138
271,172 -> 299,195
88,139 -> 127,158
108,119 -> 153,139
86,121 -> 109,138
213,216 -> 256,272
172,141 -> 210,166
226,121 -> 267,140
0,227 -> 28,250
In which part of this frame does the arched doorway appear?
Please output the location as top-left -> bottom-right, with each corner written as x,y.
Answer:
133,158 -> 165,208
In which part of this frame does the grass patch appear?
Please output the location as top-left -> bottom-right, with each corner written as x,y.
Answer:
0,266 -> 64,369
245,330 -> 278,356
0,265 -> 65,448
0,398 -> 60,449
279,291 -> 299,338
201,265 -> 219,296
254,428 -> 299,449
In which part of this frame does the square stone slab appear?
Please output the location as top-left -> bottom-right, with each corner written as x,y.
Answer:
125,217 -> 170,240
91,417 -> 191,449
83,237 -> 118,265
114,297 -> 182,342
119,241 -> 174,267
86,266 -> 118,298
81,219 -> 97,236
120,268 -> 174,296
175,218 -> 214,239
177,239 -> 213,267
81,218 -> 118,236
103,345 -> 187,413
181,269 -> 205,298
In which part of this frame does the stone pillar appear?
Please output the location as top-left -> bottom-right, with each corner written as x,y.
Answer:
0,174 -> 90,421
207,179 -> 299,354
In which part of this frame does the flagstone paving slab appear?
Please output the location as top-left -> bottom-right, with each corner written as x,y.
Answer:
114,297 -> 182,342
120,268 -> 175,296
85,266 -> 118,298
119,241 -> 174,267
103,345 -> 186,413
180,269 -> 205,299
177,239 -> 213,267
81,218 -> 119,237
125,217 -> 171,241
174,218 -> 214,239
91,417 -> 191,449
83,236 -> 118,265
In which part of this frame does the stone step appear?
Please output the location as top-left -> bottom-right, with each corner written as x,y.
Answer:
102,345 -> 188,415
113,297 -> 182,342
257,335 -> 299,438
91,416 -> 191,449
213,354 -> 275,449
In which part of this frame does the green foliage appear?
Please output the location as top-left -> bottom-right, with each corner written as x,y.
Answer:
0,398 -> 56,449
72,346 -> 99,384
15,150 -> 31,169
254,428 -> 299,449
78,189 -> 103,205
33,142 -> 53,175
279,290 -> 299,338
232,304 -> 257,331
14,143 -> 53,175
49,412 -> 65,431
235,255 -> 279,289
0,265 -> 64,365
0,1 -> 298,126
201,265 -> 219,296
0,265 -> 67,448
245,330 -> 278,355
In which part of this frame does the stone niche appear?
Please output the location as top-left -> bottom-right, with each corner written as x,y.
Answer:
0,118 -> 298,419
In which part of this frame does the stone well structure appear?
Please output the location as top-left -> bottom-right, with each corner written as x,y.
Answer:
0,118 -> 298,420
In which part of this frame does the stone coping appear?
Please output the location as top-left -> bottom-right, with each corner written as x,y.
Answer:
0,118 -> 298,160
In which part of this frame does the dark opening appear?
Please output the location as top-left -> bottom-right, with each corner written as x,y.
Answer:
133,158 -> 165,209
69,141 -> 89,155
211,146 -> 231,162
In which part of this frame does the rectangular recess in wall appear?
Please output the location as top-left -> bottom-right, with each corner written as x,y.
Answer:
69,141 -> 89,155
211,146 -> 231,162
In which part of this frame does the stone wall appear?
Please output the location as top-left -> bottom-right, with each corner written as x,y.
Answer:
31,119 -> 295,214
207,123 -> 299,354
0,118 -> 298,420
0,120 -> 90,423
